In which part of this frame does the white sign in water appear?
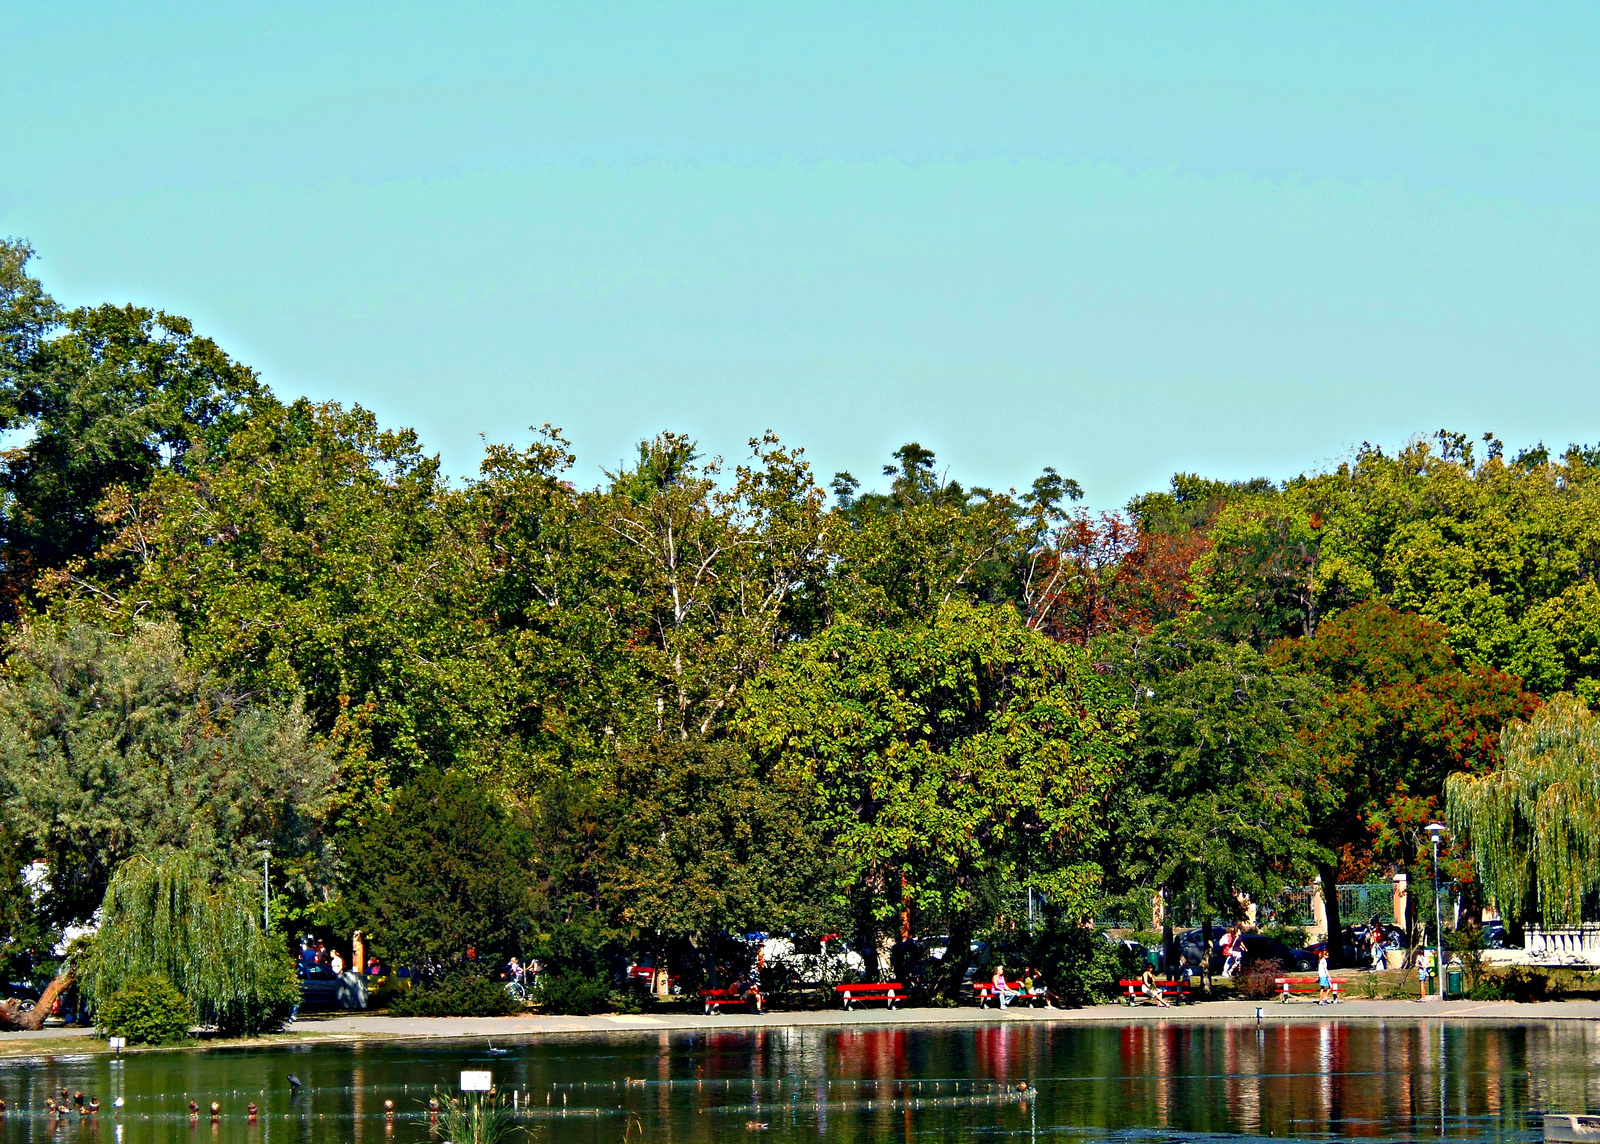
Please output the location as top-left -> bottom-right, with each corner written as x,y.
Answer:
460,1071 -> 493,1092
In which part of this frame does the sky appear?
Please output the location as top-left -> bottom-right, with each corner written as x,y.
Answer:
3,2 -> 1598,508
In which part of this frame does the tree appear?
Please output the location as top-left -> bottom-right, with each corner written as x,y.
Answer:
829,443 -> 1055,628
1270,601 -> 1537,958
1448,695 -> 1600,928
741,600 -> 1132,994
600,736 -> 840,953
78,850 -> 299,1035
337,769 -> 533,971
599,432 -> 833,738
0,619 -> 336,927
1096,629 -> 1329,935
0,243 -> 276,612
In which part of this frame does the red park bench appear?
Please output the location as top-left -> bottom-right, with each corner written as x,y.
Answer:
1275,977 -> 1340,1003
700,988 -> 763,1015
1119,978 -> 1191,1005
972,980 -> 1051,1008
834,982 -> 903,1010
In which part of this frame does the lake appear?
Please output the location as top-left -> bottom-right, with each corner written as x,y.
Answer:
2,1019 -> 1597,1142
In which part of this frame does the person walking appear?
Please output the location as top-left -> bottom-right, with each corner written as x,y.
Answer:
1317,951 -> 1333,1004
1417,945 -> 1435,1001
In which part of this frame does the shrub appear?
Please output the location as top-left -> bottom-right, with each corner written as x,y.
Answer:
537,970 -> 611,1015
1480,966 -> 1562,1002
98,975 -> 193,1045
1236,959 -> 1284,1000
387,970 -> 515,1018
608,987 -> 645,1014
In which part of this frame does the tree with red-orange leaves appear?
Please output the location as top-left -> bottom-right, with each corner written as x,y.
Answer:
1023,511 -> 1207,645
1269,601 -> 1538,961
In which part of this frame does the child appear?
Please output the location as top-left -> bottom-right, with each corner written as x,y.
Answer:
1317,951 -> 1333,1005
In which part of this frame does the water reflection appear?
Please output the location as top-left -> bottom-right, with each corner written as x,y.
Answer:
1,1020 -> 1596,1142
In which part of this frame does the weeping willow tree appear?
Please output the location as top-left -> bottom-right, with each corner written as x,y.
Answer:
80,850 -> 299,1035
1447,695 -> 1600,928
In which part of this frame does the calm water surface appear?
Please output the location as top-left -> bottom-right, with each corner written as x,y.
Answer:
2,1020 -> 1597,1142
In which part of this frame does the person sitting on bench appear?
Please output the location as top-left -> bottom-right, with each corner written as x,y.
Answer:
1141,966 -> 1171,1007
991,965 -> 1018,1009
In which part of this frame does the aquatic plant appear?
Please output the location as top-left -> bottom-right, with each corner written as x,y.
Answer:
431,1090 -> 520,1144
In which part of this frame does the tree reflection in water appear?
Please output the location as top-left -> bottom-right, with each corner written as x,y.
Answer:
0,1020 -> 1595,1143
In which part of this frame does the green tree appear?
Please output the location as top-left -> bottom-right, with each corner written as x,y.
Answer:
741,600 -> 1132,994
0,242 -> 276,611
601,736 -> 841,952
1448,695 -> 1600,928
0,619 -> 335,927
80,850 -> 299,1036
829,443 -> 1054,627
337,769 -> 533,971
1096,629 -> 1329,932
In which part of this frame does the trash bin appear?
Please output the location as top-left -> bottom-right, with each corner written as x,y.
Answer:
1445,963 -> 1463,998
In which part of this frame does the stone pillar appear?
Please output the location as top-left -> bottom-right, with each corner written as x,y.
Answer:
352,930 -> 366,974
1310,878 -> 1329,943
1151,888 -> 1166,929
1392,873 -> 1408,932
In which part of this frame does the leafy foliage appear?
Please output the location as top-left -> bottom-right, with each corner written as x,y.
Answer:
0,241 -> 276,614
1448,696 -> 1600,927
81,851 -> 298,1035
742,600 -> 1132,985
96,974 -> 194,1045
386,968 -> 516,1017
0,619 -> 336,926
1275,602 -> 1537,872
535,969 -> 613,1016
337,769 -> 532,970
601,736 -> 841,942
1097,629 -> 1329,919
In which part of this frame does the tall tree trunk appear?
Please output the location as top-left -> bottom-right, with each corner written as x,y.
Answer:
934,912 -> 975,1002
0,966 -> 74,1031
1319,863 -> 1346,969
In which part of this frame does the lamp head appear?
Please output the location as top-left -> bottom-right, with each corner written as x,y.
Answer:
1424,823 -> 1447,846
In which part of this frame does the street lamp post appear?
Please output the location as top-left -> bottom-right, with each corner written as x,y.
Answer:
1424,823 -> 1447,1000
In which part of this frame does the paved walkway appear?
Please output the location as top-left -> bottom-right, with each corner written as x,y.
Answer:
9,998 -> 1600,1055
270,997 -> 1600,1041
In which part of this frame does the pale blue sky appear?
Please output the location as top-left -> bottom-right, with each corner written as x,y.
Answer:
4,3 -> 1597,506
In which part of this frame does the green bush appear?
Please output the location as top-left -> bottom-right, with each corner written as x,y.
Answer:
387,971 -> 515,1017
608,987 -> 645,1014
98,975 -> 193,1045
1479,966 -> 1562,1002
537,970 -> 611,1015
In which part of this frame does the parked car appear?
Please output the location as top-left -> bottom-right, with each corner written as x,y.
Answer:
296,963 -> 368,1009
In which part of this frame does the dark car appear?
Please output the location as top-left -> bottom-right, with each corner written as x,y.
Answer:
1233,934 -> 1313,972
296,963 -> 368,1009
